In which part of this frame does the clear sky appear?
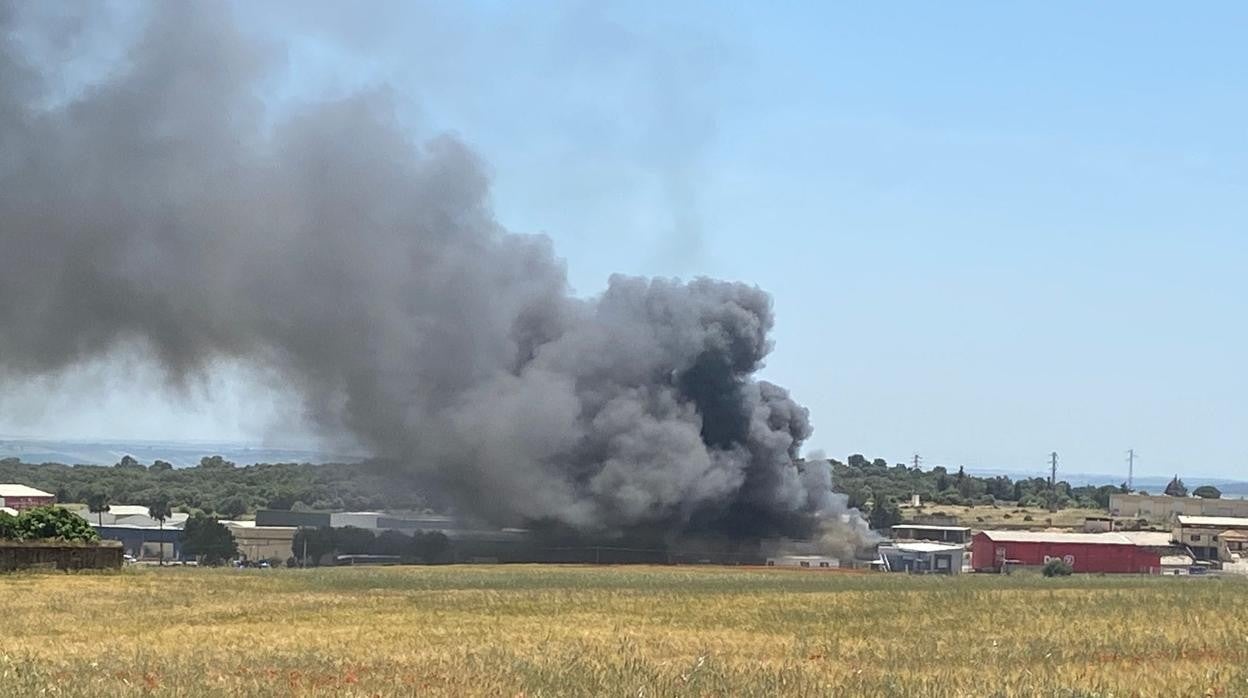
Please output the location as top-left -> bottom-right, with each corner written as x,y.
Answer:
3,2 -> 1247,480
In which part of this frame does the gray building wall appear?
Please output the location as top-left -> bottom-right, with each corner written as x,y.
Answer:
255,510 -> 332,528
1110,494 -> 1248,520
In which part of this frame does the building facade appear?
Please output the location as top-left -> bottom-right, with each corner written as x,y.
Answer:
223,521 -> 297,562
95,525 -> 185,561
971,530 -> 1180,574
1172,515 -> 1248,562
878,542 -> 966,574
1109,493 -> 1248,521
0,484 -> 55,511
890,524 -> 971,544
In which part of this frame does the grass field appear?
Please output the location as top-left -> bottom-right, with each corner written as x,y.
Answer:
898,503 -> 1111,529
2,565 -> 1247,697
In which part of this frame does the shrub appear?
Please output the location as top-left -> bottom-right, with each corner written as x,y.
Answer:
1023,514 -> 1033,521
1043,559 -> 1073,577
14,506 -> 99,542
180,514 -> 238,565
0,511 -> 17,539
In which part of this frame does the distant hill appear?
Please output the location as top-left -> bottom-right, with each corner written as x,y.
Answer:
0,438 -> 362,467
967,467 -> 1248,496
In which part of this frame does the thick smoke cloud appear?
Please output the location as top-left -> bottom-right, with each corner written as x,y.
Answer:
0,4 -> 865,542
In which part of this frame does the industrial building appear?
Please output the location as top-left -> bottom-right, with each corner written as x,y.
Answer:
971,530 -> 1188,574
765,555 -> 839,569
1109,493 -> 1248,521
254,509 -> 332,528
256,509 -> 459,533
877,541 -> 966,574
95,523 -> 184,560
0,484 -> 55,511
221,520 -> 297,562
1172,515 -> 1248,563
71,505 -> 190,528
890,524 -> 971,545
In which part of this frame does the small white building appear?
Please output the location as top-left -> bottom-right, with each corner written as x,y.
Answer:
878,541 -> 966,574
329,511 -> 384,529
766,555 -> 840,569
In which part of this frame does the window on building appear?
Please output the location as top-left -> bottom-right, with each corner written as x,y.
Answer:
1192,534 -> 1201,541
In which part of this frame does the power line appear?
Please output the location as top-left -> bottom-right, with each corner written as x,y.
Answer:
1049,451 -> 1059,512
1126,449 -> 1136,491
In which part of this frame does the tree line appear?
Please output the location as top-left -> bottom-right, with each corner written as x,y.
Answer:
0,456 -> 431,517
828,455 -> 1224,520
1,454 -> 1225,526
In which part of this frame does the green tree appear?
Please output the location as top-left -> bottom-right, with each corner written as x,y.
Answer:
1164,476 -> 1188,497
146,494 -> 173,566
115,455 -> 144,470
334,526 -> 376,555
409,530 -> 451,563
0,511 -> 18,539
1193,485 -> 1222,499
292,526 -> 337,566
180,514 -> 238,566
868,498 -> 902,531
265,492 -> 296,510
86,490 -> 111,526
16,506 -> 99,542
1043,558 -> 1073,577
198,455 -> 235,470
150,460 -> 174,472
216,495 -> 248,520
372,530 -> 410,557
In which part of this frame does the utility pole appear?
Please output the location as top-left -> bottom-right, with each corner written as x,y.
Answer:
912,453 -> 922,470
1126,449 -> 1136,491
1049,451 -> 1059,512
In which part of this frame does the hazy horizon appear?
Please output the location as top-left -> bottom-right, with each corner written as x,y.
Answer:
3,2 -> 1247,480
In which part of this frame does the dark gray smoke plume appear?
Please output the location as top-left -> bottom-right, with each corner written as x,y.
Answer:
0,3 -> 866,542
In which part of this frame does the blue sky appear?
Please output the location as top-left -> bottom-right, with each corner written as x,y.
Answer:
4,2 -> 1247,480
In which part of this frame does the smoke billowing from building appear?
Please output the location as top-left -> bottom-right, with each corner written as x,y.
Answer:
0,4 -> 868,544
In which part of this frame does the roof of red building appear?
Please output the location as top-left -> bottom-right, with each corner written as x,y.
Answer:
0,484 -> 54,499
977,530 -> 1166,545
1177,515 -> 1248,528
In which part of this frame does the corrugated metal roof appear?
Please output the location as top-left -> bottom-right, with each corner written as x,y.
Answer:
887,542 -> 966,553
104,505 -> 153,517
1177,515 -> 1248,528
978,530 -> 1143,545
891,524 -> 971,532
0,484 -> 53,498
1115,531 -> 1174,546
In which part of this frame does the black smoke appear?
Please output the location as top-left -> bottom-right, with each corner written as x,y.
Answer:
0,3 -> 868,544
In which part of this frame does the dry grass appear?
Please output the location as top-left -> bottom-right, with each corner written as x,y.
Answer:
903,503 -> 1109,529
2,565 -> 1247,696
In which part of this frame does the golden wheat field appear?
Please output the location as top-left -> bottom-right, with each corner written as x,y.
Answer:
1,565 -> 1246,697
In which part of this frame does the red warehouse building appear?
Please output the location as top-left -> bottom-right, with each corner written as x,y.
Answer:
0,484 -> 56,512
971,530 -> 1184,574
